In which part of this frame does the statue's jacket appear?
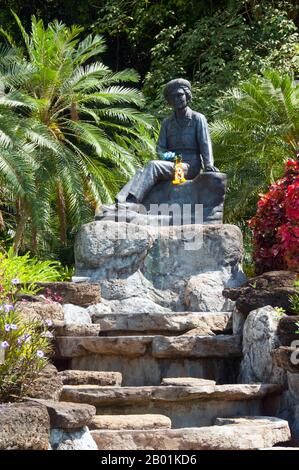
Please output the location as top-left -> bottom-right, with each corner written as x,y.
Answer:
115,107 -> 214,203
157,106 -> 214,178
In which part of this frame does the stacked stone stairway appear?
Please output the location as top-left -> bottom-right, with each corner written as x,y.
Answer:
54,310 -> 291,450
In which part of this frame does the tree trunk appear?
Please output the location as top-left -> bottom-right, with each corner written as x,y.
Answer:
57,183 -> 67,246
13,211 -> 28,254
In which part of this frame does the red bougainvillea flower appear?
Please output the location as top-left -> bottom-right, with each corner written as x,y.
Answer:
249,159 -> 299,273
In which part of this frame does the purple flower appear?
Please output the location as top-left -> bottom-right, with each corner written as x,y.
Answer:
4,323 -> 17,332
24,334 -> 31,342
17,337 -> 23,346
4,304 -> 14,313
11,278 -> 20,285
1,341 -> 9,348
42,331 -> 53,339
44,319 -> 53,327
36,350 -> 44,358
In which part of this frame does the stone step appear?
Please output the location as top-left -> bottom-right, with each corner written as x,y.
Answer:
55,334 -> 242,358
55,334 -> 242,386
152,334 -> 242,358
89,414 -> 171,431
90,416 -> 290,450
26,399 -> 96,430
87,311 -> 232,336
61,383 -> 283,428
58,370 -> 122,386
161,377 -> 216,387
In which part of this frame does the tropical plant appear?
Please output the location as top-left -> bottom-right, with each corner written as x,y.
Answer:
249,159 -> 299,273
0,246 -> 62,292
0,13 -> 154,255
211,69 -> 299,223
141,1 -> 299,119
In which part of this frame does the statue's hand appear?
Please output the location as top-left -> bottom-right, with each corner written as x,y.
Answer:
162,151 -> 176,161
204,165 -> 219,172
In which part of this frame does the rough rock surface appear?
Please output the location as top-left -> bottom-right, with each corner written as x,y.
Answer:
56,336 -> 154,357
90,414 -> 171,430
223,271 -> 299,315
272,347 -> 299,373
277,316 -> 299,346
27,364 -> 63,401
59,370 -> 122,386
152,334 -> 242,358
50,426 -> 97,450
89,310 -> 232,335
63,304 -> 92,325
239,306 -> 287,385
54,323 -> 101,337
61,383 -> 283,406
29,400 -> 96,429
161,377 -> 216,387
0,402 -> 50,450
184,272 -> 236,312
287,372 -> 299,402
15,300 -> 64,322
35,281 -> 101,307
91,417 -> 290,450
74,221 -> 245,312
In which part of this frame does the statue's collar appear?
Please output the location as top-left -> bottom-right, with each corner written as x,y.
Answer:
171,106 -> 193,122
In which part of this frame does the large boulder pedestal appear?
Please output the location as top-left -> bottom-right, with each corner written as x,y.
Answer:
74,222 -> 246,313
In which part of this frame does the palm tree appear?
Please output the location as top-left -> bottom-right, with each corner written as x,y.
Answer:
1,14 -> 154,255
211,69 -> 299,223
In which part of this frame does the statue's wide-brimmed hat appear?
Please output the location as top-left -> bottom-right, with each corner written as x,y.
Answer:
164,78 -> 192,100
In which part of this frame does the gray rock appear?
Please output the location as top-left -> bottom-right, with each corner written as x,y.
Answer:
184,272 -> 239,312
50,426 -> 97,450
30,400 -> 96,429
27,364 -> 63,401
59,370 -> 122,386
161,377 -> 216,387
75,222 -> 246,312
63,304 -> 91,325
239,306 -> 287,385
54,323 -> 101,337
61,383 -> 282,406
35,281 -> 101,307
56,336 -> 154,358
88,310 -> 232,334
232,306 -> 247,335
152,334 -> 242,358
15,301 -> 64,322
91,417 -> 290,450
90,414 -> 171,430
287,372 -> 299,402
0,402 -> 50,450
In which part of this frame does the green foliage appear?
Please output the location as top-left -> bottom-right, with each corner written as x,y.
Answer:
141,1 -> 299,120
0,308 -> 53,402
211,69 -> 299,223
273,306 -> 286,321
0,247 -> 62,295
289,280 -> 299,315
0,14 -> 155,257
0,253 -> 56,401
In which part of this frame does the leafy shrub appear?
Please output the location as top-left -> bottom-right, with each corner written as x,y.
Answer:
249,159 -> 299,273
0,305 -> 53,402
0,249 -> 61,401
